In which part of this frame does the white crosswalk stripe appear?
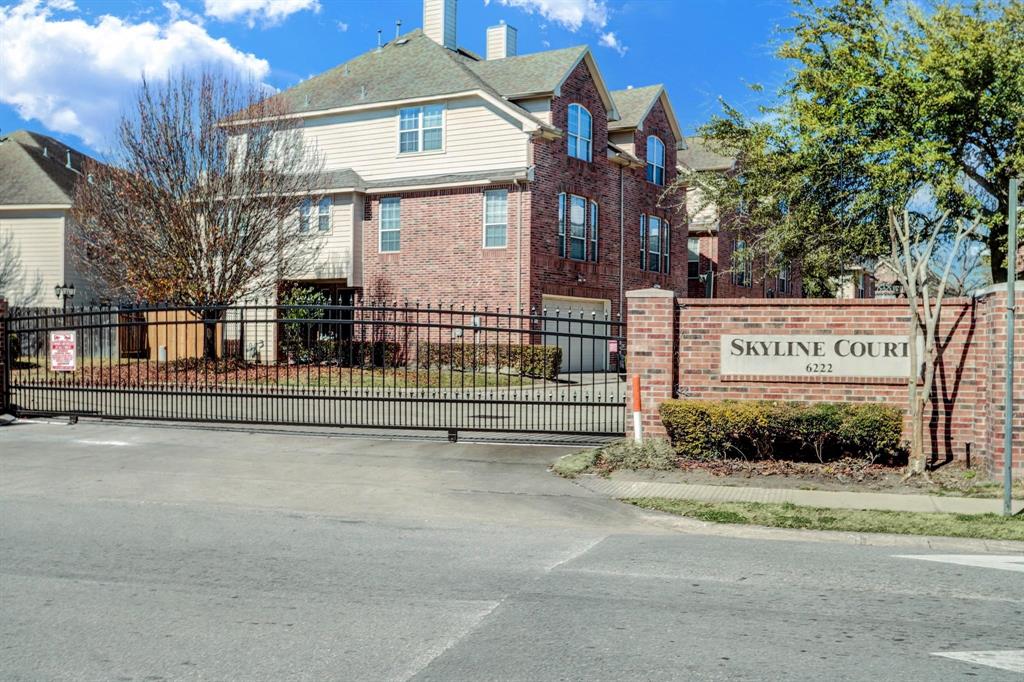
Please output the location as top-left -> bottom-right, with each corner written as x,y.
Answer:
932,650 -> 1024,673
894,554 -> 1024,573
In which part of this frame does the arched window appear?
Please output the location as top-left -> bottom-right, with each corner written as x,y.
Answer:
567,104 -> 592,162
646,135 -> 665,185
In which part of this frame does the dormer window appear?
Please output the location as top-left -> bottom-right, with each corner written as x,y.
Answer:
399,104 -> 444,153
567,103 -> 592,162
646,135 -> 665,185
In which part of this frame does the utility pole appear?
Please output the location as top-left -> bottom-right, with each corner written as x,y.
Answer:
1005,178 -> 1019,516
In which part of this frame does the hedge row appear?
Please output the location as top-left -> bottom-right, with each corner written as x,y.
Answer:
283,338 -> 403,367
659,399 -> 904,463
416,342 -> 563,380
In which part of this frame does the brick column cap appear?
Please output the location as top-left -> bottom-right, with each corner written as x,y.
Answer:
626,287 -> 675,299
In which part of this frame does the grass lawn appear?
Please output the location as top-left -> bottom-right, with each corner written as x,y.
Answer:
626,498 -> 1024,541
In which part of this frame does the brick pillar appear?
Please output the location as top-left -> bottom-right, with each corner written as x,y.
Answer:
980,286 -> 1024,477
0,297 -> 8,414
625,287 -> 676,439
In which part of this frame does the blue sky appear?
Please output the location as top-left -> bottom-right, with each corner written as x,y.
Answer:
0,0 -> 797,158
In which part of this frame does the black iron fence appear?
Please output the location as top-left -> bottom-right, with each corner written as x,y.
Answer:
3,301 -> 626,437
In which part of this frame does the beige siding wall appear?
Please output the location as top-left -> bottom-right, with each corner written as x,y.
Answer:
294,193 -> 357,282
301,96 -> 529,182
686,186 -> 719,229
515,97 -> 551,125
0,209 -> 66,306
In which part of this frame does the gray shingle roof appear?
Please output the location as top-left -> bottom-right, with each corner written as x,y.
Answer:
0,130 -> 93,205
463,45 -> 588,97
677,136 -> 737,171
315,168 -> 365,190
276,30 -> 505,115
367,167 -> 527,190
608,85 -> 662,131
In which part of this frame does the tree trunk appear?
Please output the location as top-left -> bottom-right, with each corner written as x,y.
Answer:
988,203 -> 1008,284
904,311 -> 927,478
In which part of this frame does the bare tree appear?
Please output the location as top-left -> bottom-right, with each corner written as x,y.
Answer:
878,208 -> 981,478
73,69 -> 325,358
0,230 -> 43,305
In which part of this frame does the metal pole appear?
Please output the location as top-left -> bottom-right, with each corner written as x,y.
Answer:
1005,178 -> 1018,516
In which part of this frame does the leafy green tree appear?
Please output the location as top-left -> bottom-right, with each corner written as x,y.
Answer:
676,0 -> 1023,286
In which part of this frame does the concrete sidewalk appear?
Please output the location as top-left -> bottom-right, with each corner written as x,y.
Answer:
575,476 -> 1024,515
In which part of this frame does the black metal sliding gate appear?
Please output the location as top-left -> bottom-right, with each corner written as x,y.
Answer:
3,302 -> 626,438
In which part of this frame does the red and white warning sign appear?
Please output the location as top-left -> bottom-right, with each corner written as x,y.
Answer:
50,331 -> 77,372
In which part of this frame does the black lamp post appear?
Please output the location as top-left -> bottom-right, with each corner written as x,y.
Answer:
54,282 -> 76,310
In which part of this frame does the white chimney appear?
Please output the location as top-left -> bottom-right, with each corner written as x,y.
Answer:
423,0 -> 457,49
486,22 -> 517,60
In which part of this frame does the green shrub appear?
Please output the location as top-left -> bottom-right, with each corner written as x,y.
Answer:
837,402 -> 903,457
659,400 -> 735,460
659,399 -> 904,463
416,342 -> 562,380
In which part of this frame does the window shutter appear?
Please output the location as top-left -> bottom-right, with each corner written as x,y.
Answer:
663,221 -> 670,273
558,192 -> 566,258
589,200 -> 598,262
640,215 -> 647,270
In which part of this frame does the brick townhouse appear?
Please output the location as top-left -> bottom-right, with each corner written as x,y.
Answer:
262,0 -> 686,372
680,136 -> 803,299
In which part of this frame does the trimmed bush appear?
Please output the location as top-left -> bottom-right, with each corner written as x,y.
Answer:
659,399 -> 904,463
416,342 -> 562,380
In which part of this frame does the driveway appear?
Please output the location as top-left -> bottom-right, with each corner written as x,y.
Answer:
1,419 -> 1022,681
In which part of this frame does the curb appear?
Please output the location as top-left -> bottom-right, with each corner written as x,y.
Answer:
631,507 -> 1024,552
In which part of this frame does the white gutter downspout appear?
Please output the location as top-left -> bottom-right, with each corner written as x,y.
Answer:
618,164 -> 625,316
516,177 -> 525,311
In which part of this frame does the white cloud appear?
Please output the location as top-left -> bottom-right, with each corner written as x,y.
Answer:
163,1 -> 204,24
203,0 -> 320,27
0,1 -> 270,148
495,0 -> 608,31
337,20 -> 348,32
598,31 -> 626,56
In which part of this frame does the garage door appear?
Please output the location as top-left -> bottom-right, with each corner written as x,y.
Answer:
542,296 -> 610,373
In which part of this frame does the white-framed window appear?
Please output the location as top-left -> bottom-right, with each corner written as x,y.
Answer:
647,216 -> 662,273
777,262 -> 790,294
299,198 -> 312,232
567,103 -> 592,162
688,237 -> 700,279
557,191 -> 599,261
663,221 -> 671,274
855,271 -> 866,298
732,240 -> 752,287
646,135 -> 665,185
398,104 -> 444,154
379,197 -> 401,252
317,197 -> 332,232
483,189 -> 508,248
568,194 -> 587,260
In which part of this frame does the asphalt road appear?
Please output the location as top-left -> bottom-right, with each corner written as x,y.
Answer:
1,419 -> 1021,681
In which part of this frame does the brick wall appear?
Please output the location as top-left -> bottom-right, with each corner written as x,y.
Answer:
687,226 -> 804,300
626,285 -> 1023,476
529,61 -> 687,319
360,184 -> 530,310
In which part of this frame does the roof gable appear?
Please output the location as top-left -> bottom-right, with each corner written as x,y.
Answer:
609,86 -> 682,142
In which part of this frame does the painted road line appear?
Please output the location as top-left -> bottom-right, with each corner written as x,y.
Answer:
931,650 -> 1024,674
894,554 -> 1024,573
